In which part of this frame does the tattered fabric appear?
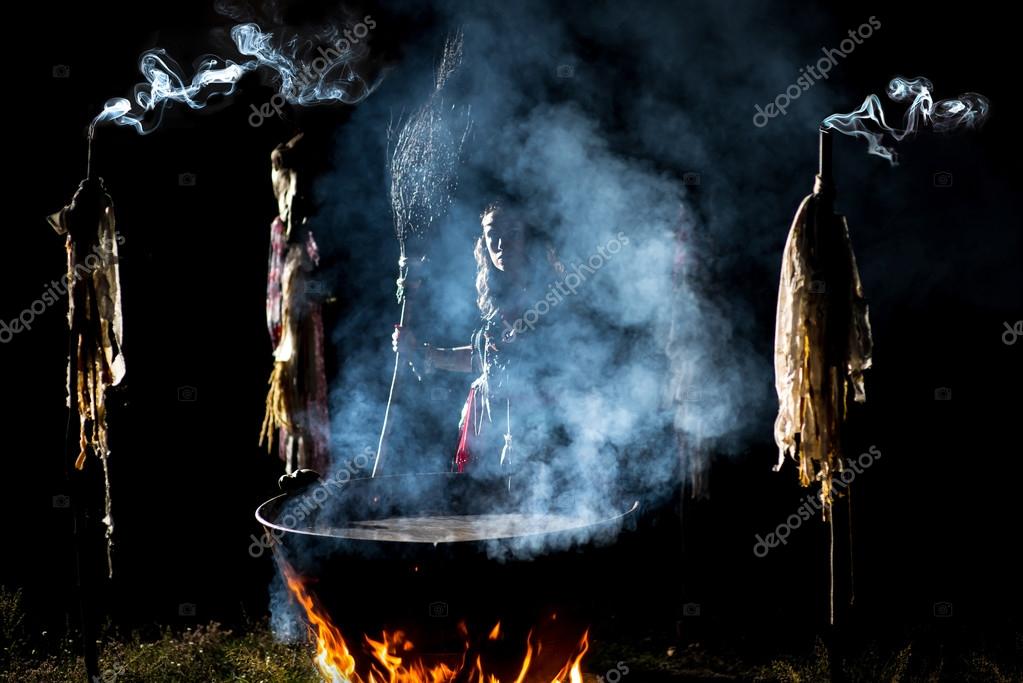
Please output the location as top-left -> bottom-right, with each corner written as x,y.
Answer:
774,177 -> 873,514
48,180 -> 126,576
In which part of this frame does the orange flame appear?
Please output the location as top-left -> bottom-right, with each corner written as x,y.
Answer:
282,564 -> 357,681
511,631 -> 534,683
551,630 -> 588,683
280,563 -> 589,683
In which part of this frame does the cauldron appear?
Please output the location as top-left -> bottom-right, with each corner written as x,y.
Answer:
256,471 -> 639,656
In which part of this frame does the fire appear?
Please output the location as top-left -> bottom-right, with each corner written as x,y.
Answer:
281,564 -> 589,683
282,565 -> 357,680
551,630 -> 588,683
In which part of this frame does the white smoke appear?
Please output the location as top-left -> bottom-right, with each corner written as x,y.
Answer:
823,76 -> 990,164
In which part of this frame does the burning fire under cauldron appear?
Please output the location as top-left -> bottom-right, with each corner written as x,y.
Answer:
257,472 -> 639,681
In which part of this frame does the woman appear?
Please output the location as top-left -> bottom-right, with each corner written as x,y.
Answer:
392,201 -> 563,474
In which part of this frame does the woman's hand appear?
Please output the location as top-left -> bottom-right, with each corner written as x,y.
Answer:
392,326 -> 473,373
391,324 -> 418,356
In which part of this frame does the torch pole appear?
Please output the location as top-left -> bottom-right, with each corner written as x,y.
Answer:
819,126 -> 832,185
66,281 -> 101,683
69,136 -> 102,681
819,124 -> 846,682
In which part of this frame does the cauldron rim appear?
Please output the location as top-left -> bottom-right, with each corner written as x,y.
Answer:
255,473 -> 639,545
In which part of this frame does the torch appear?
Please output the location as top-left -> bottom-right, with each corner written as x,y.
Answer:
774,126 -> 873,675
48,124 -> 128,683
774,126 -> 873,521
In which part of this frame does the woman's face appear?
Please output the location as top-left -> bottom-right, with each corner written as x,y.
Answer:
482,209 -> 524,272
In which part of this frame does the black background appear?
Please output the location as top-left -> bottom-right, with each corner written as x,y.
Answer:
1,0 -> 1020,667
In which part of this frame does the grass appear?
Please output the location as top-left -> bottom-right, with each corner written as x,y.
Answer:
749,637 -> 1018,683
2,620 -> 322,683
2,587 -> 1018,682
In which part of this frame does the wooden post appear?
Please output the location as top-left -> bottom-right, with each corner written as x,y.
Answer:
64,172 -> 102,683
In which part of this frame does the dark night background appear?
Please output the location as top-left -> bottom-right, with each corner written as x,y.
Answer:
2,0 -> 1020,676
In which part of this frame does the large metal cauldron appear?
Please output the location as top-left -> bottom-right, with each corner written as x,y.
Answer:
256,472 -> 639,655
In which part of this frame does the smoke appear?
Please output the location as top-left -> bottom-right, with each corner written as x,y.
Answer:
231,19 -> 380,106
823,76 -> 990,164
268,561 -> 307,643
250,0 -> 1001,641
92,12 -> 381,134
300,0 -> 817,565
91,51 -> 257,134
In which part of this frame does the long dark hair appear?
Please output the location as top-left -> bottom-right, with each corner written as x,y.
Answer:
473,201 -> 563,322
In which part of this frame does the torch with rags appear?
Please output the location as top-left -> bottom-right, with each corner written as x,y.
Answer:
47,123 -> 128,683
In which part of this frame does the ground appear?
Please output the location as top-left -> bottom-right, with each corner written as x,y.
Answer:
3,598 -> 1018,683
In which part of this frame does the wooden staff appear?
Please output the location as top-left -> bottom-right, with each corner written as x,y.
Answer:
372,31 -> 470,477
373,254 -> 420,477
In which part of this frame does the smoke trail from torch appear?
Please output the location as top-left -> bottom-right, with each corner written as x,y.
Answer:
92,21 -> 380,135
822,76 -> 990,165
92,51 -> 256,135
